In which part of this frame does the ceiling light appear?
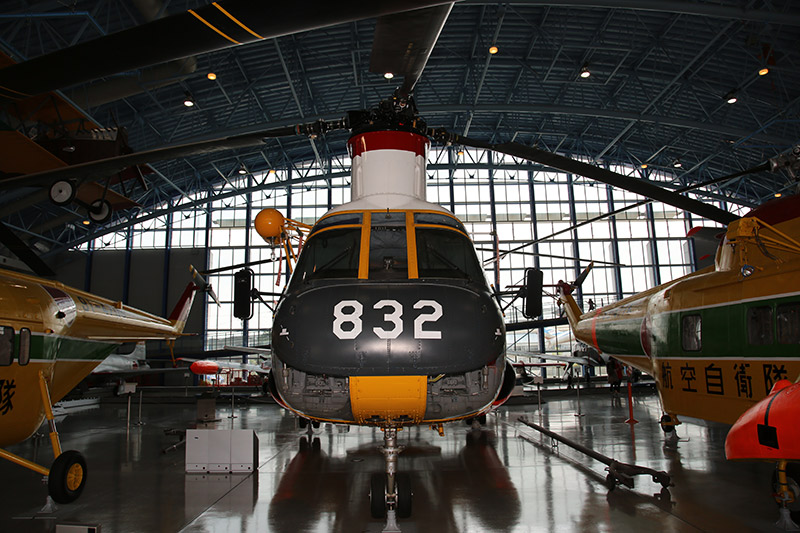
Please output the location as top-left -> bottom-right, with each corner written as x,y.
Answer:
207,72 -> 217,81
775,192 -> 782,198
489,45 -> 498,55
238,165 -> 247,175
82,220 -> 90,225
384,72 -> 394,80
640,163 -> 648,169
759,67 -> 769,76
183,91 -> 195,107
725,91 -> 738,104
579,64 -> 591,78
457,150 -> 464,158
268,169 -> 276,175
673,159 -> 682,168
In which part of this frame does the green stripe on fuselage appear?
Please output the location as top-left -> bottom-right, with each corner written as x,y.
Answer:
594,294 -> 800,359
26,333 -> 117,363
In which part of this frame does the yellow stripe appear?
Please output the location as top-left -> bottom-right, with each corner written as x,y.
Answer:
188,9 -> 240,44
414,223 -> 471,239
358,212 -> 371,279
406,211 -> 418,279
212,2 -> 264,39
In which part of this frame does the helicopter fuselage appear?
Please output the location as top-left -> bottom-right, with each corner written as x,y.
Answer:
269,129 -> 509,427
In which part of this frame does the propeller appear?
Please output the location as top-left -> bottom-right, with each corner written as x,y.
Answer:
190,265 -> 220,306
370,3 -> 454,97
0,1 -> 454,99
491,162 -> 770,263
429,128 -> 740,225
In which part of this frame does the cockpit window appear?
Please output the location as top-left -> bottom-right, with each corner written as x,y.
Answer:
312,213 -> 362,234
291,228 -> 361,284
414,212 -> 466,233
416,228 -> 484,283
369,213 -> 408,279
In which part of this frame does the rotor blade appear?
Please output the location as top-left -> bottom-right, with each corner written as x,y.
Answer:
0,1 -> 453,99
572,261 -> 594,288
0,222 -> 55,277
475,247 -> 623,266
0,123 -> 320,190
370,3 -> 453,96
439,131 -> 738,225
493,162 -> 769,260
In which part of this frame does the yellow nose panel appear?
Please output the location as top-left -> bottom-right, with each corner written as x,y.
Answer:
349,375 -> 427,425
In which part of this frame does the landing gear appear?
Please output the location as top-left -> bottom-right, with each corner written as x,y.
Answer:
772,461 -> 800,530
87,199 -> 112,224
0,371 -> 88,505
49,180 -> 76,206
370,427 -> 412,525
48,450 -> 87,503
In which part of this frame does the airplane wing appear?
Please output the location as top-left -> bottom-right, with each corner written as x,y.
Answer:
506,350 -> 600,366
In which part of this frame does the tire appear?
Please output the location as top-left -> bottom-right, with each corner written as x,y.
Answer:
370,473 -> 387,518
298,417 -> 308,429
48,450 -> 87,504
311,420 -> 320,429
396,472 -> 412,518
87,199 -> 112,223
49,180 -> 76,206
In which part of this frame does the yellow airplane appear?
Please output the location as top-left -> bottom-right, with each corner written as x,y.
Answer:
555,192 -> 800,426
0,266 -> 207,503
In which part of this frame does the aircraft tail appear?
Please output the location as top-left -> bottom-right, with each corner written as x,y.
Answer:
168,282 -> 199,335
555,262 -> 594,333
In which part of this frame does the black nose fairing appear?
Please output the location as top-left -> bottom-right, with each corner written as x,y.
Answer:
272,281 -> 504,376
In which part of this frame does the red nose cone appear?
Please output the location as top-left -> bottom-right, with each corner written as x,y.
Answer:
190,361 -> 220,375
725,380 -> 800,461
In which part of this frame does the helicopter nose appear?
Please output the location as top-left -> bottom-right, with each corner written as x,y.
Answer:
272,282 -> 504,376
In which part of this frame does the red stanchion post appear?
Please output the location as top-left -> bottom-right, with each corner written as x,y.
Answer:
625,366 -> 638,425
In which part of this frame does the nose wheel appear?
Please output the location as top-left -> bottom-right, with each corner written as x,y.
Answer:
369,428 -> 412,522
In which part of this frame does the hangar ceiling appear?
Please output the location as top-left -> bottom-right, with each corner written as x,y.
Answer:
0,0 -> 798,261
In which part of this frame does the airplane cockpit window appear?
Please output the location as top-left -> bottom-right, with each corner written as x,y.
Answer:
0,326 -> 13,366
777,304 -> 800,344
369,223 -> 408,280
291,228 -> 361,285
681,314 -> 702,351
18,328 -> 30,366
747,306 -> 773,345
416,228 -> 484,283
312,213 -> 362,234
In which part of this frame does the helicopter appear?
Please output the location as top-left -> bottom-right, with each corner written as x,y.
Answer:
0,2 -> 794,525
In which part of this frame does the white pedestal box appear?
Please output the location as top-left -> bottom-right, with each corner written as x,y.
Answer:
185,429 -> 258,473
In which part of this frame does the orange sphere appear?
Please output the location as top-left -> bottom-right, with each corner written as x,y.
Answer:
254,209 -> 285,241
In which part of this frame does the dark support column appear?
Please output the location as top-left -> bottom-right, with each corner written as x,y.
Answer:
122,226 -> 133,305
566,173 -> 582,309
528,167 -> 546,378
646,203 -> 661,286
448,147 -> 456,213
84,240 -> 94,292
607,187 -> 624,301
487,152 -> 500,289
162,200 -> 173,317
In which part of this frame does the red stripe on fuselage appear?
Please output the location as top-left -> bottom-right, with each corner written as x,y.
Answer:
347,130 -> 429,158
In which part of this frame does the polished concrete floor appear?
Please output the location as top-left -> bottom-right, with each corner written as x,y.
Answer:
0,388 -> 785,532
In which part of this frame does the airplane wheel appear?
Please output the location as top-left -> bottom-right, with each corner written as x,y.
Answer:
772,463 -> 800,513
311,420 -> 320,429
87,199 -> 112,224
605,473 -> 617,490
396,472 -> 412,518
298,417 -> 308,429
312,437 -> 321,452
49,180 -> 76,206
477,413 -> 487,425
369,473 -> 387,518
48,450 -> 87,504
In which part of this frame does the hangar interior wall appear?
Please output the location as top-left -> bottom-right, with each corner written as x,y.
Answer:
54,248 -> 207,355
